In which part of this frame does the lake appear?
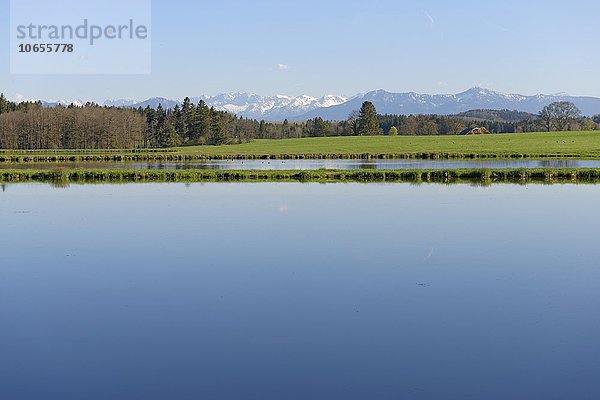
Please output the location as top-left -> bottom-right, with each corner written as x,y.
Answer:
3,158 -> 600,171
1,183 -> 599,400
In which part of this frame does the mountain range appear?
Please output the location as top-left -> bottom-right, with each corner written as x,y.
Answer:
101,94 -> 350,121
39,88 -> 600,121
295,88 -> 600,121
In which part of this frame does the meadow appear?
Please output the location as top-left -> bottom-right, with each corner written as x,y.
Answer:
1,131 -> 600,163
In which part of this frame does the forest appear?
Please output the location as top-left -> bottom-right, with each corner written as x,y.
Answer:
1,93 -> 598,150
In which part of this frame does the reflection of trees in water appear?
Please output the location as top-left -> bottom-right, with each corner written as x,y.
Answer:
469,182 -> 493,188
50,182 -> 70,189
8,158 -> 596,175
1,183 -> 6,192
358,160 -> 377,170
208,162 -> 226,171
538,160 -> 580,168
156,160 -> 228,170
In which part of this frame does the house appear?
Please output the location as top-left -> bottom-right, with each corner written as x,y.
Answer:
459,127 -> 490,136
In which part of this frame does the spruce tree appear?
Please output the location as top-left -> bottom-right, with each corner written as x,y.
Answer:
309,117 -> 331,137
357,101 -> 381,136
173,105 -> 185,139
182,97 -> 196,140
209,108 -> 227,145
145,106 -> 157,147
259,120 -> 266,139
195,101 -> 212,141
282,118 -> 289,137
156,104 -> 166,130
158,124 -> 181,148
0,93 -> 6,114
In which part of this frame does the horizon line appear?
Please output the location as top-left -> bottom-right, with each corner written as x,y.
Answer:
5,86 -> 599,104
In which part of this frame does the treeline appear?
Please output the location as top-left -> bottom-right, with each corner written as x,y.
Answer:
145,100 -> 225,147
379,106 -> 598,135
1,92 -> 599,150
0,93 -> 19,115
142,98 -> 345,147
458,109 -> 537,122
378,114 -> 543,135
145,99 -> 600,142
0,101 -> 146,150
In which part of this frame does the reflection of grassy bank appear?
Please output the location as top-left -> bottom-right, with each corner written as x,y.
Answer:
2,131 -> 600,163
2,168 -> 600,184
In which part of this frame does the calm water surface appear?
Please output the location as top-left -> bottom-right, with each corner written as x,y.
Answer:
1,183 -> 599,400
2,158 -> 600,170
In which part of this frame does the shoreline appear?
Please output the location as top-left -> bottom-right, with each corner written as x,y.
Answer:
3,152 -> 600,163
2,168 -> 600,184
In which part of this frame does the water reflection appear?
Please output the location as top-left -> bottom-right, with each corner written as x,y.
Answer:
1,183 -> 599,399
1,158 -> 598,171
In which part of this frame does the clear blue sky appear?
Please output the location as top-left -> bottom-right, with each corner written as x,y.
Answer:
1,0 -> 599,102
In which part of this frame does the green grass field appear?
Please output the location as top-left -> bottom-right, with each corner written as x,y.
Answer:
173,130 -> 600,158
1,131 -> 600,162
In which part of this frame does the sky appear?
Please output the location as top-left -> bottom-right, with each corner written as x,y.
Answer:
1,0 -> 599,102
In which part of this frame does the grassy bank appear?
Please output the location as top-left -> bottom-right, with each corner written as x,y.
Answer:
2,131 -> 600,163
2,168 -> 600,184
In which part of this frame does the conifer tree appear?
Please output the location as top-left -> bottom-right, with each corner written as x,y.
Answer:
194,101 -> 212,141
209,107 -> 227,145
0,93 -> 7,114
282,118 -> 289,137
157,124 -> 181,148
173,105 -> 185,139
259,120 -> 266,139
182,97 -> 196,140
309,117 -> 331,137
145,106 -> 157,147
357,101 -> 381,136
156,104 -> 166,130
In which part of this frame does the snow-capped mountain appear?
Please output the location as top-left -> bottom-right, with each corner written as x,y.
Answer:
131,97 -> 180,110
296,88 -> 600,121
125,93 -> 348,121
33,88 -> 600,120
41,99 -> 85,108
191,93 -> 348,121
104,99 -> 138,107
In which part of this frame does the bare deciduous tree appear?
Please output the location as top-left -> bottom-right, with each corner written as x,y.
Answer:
347,110 -> 360,136
540,102 -> 581,132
